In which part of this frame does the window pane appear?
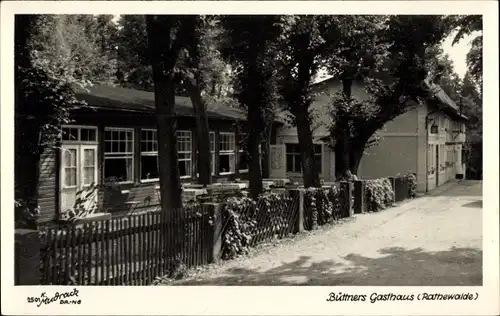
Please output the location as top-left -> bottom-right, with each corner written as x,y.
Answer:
83,149 -> 95,167
81,128 -> 97,141
64,167 -> 77,186
293,155 -> 301,172
104,141 -> 111,153
104,158 -> 132,182
179,160 -> 191,177
83,166 -> 95,185
219,154 -> 235,173
62,128 -> 78,141
64,149 -> 77,167
141,155 -> 159,180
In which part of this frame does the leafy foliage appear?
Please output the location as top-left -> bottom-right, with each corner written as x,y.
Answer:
221,15 -> 282,196
405,172 -> 418,198
220,192 -> 294,260
448,15 -> 482,89
304,186 -> 341,229
324,15 -> 452,175
365,178 -> 395,212
15,15 -> 118,227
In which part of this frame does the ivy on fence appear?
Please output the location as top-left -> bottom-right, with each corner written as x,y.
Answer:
220,192 -> 296,260
304,185 -> 341,229
364,178 -> 395,212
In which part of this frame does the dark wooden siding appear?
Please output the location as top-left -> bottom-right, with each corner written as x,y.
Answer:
38,147 -> 58,223
36,108 -> 281,224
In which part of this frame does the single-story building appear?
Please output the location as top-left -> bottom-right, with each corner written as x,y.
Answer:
36,85 -> 279,223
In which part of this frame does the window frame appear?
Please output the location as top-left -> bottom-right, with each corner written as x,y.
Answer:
103,127 -> 135,184
177,130 -> 193,179
285,143 -> 323,174
218,132 -> 236,175
237,133 -> 249,174
61,125 -> 98,144
210,131 -> 215,175
140,129 -> 160,183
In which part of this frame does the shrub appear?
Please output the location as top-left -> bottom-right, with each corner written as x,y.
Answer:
220,192 -> 292,260
405,172 -> 417,198
304,185 -> 341,228
365,178 -> 395,212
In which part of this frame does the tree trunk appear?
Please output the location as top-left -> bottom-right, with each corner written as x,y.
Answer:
246,94 -> 264,198
334,79 -> 353,179
349,141 -> 365,176
294,106 -> 321,188
186,80 -> 211,186
260,130 -> 271,179
146,16 -> 183,212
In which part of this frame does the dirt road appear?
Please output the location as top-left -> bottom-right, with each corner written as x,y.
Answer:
166,180 -> 482,286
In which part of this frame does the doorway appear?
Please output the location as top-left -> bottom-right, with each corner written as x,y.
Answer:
59,126 -> 99,215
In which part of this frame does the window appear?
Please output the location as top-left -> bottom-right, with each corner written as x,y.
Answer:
104,128 -> 134,183
286,143 -> 322,173
238,133 -> 249,173
140,129 -> 159,181
210,132 -> 215,175
62,126 -> 97,142
219,132 -> 236,174
427,145 -> 434,173
63,148 -> 78,187
177,131 -> 192,178
440,145 -> 445,167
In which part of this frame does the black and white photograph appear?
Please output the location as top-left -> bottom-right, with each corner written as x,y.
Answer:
1,1 -> 498,315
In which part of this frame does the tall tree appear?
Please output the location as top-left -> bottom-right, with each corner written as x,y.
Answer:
327,15 -> 451,175
277,16 -> 338,188
15,15 -> 117,227
145,15 -> 194,211
449,15 -> 483,90
221,16 -> 282,197
179,16 -> 222,186
324,15 -> 388,179
116,15 -> 154,91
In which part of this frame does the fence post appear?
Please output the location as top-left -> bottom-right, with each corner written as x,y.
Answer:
353,180 -> 366,214
289,189 -> 305,234
204,203 -> 222,264
388,176 -> 396,193
340,181 -> 353,218
15,229 -> 41,285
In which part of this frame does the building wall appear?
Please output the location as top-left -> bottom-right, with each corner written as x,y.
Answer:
275,134 -> 334,182
424,104 -> 466,192
275,80 -> 368,181
38,147 -> 59,223
37,109 -> 249,224
357,106 -> 420,181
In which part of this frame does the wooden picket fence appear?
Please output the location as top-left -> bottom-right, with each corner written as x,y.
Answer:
40,205 -> 213,285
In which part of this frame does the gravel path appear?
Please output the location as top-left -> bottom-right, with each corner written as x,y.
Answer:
161,180 -> 482,286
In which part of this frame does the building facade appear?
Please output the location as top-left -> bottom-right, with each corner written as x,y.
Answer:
269,78 -> 467,192
34,85 -> 276,224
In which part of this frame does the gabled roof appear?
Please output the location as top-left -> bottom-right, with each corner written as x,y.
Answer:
311,75 -> 467,121
73,84 -> 246,121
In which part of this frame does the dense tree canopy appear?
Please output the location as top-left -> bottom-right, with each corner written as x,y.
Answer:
221,15 -> 282,196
